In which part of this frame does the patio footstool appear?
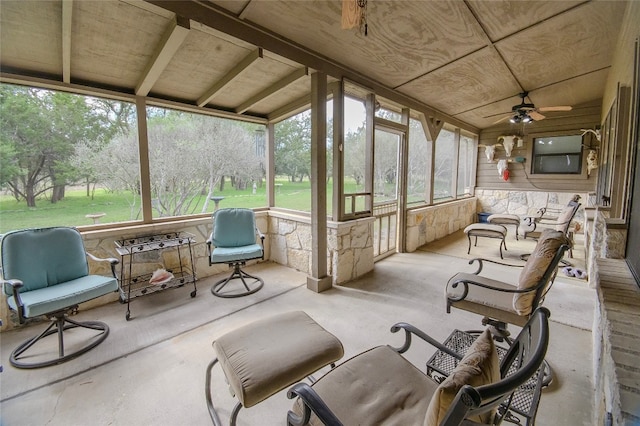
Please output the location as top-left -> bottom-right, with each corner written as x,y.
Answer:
205,310 -> 344,425
464,223 -> 508,259
488,213 -> 521,240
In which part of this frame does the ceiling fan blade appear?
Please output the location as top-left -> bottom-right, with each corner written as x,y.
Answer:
492,115 -> 512,124
529,110 -> 546,121
538,105 -> 572,112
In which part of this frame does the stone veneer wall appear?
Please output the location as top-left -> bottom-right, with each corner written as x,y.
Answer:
267,210 -> 375,286
405,198 -> 476,252
475,189 -> 589,219
1,200 -> 482,330
0,215 -> 267,331
587,209 -> 628,289
593,259 -> 640,425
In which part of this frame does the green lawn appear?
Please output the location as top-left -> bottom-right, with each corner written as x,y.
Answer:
0,179 -> 364,233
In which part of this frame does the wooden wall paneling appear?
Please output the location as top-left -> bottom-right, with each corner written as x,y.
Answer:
476,100 -> 601,191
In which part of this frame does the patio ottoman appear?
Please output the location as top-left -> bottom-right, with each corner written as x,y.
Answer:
464,223 -> 508,259
205,310 -> 344,425
488,213 -> 521,240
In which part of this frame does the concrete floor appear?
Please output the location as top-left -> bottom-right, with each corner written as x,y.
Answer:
0,231 -> 596,425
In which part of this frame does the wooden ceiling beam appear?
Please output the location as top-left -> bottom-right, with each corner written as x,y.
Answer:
267,93 -> 311,123
197,47 -> 263,107
420,114 -> 444,142
145,1 -> 477,133
62,0 -> 73,84
235,67 -> 308,114
135,15 -> 190,96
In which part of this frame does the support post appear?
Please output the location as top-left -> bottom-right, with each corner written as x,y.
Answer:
307,72 -> 332,292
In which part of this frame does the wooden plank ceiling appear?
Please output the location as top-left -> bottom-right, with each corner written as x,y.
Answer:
0,0 -> 629,129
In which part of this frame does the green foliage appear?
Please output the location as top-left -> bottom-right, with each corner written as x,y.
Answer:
0,84 -> 132,207
274,111 -> 311,182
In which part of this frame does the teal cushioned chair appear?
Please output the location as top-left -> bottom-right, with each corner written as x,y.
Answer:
206,208 -> 265,298
1,227 -> 119,369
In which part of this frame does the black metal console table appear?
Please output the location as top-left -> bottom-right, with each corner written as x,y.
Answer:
115,232 -> 197,320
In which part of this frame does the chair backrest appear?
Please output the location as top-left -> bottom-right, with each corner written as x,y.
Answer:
514,229 -> 571,316
211,208 -> 258,248
1,227 -> 89,295
554,200 -> 580,234
441,307 -> 550,425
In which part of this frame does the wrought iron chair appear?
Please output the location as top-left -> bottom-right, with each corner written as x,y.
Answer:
287,308 -> 551,426
521,199 -> 580,240
445,229 -> 569,341
1,227 -> 119,369
520,199 -> 579,261
445,229 -> 569,387
206,208 -> 265,298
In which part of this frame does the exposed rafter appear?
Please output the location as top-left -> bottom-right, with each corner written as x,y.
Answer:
135,15 -> 190,96
234,67 -> 308,114
267,93 -> 311,122
197,48 -> 263,107
62,0 -> 73,84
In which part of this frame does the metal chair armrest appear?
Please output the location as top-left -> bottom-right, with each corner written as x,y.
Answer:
389,322 -> 463,360
286,383 -> 344,426
466,257 -> 524,275
2,278 -> 26,323
256,228 -> 265,259
86,252 -> 119,278
206,234 -> 214,266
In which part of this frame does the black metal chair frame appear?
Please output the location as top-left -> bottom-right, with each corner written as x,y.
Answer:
286,308 -> 551,426
445,242 -> 569,387
521,201 -> 580,261
209,259 -> 264,298
446,243 -> 568,334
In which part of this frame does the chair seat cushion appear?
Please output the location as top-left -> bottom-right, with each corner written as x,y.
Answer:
293,345 -> 437,425
446,273 -> 527,326
464,224 -> 506,238
7,275 -> 118,318
214,311 -> 343,408
211,243 -> 263,263
487,214 -> 520,225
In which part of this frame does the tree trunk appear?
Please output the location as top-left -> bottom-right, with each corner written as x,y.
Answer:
25,186 -> 36,207
51,184 -> 65,203
219,175 -> 225,191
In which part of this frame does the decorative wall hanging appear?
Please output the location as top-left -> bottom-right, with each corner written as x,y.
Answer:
484,144 -> 497,162
497,159 -> 509,181
586,150 -> 598,176
580,128 -> 602,142
497,135 -> 520,157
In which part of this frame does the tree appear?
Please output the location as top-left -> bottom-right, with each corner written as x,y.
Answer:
407,119 -> 430,201
71,99 -> 135,198
274,112 -> 311,182
97,109 -> 264,218
0,84 -> 130,207
343,126 -> 366,188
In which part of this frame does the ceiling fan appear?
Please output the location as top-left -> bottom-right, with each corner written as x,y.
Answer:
494,92 -> 572,124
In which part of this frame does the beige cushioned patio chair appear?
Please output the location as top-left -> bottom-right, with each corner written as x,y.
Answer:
286,308 -> 551,426
521,200 -> 580,241
445,228 -> 570,336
